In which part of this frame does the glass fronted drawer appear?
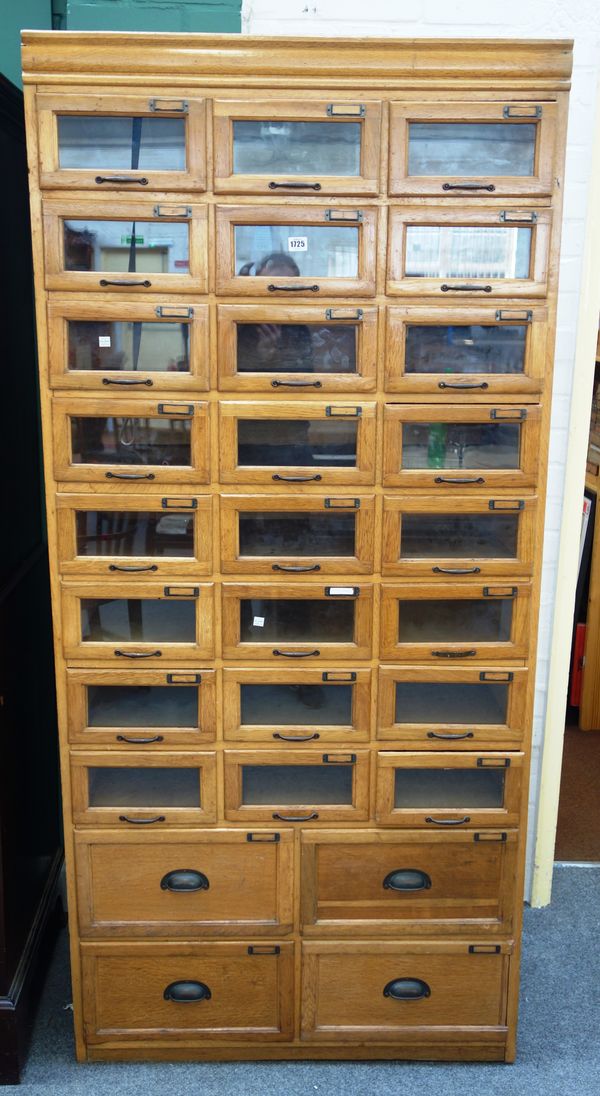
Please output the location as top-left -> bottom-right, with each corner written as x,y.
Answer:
219,401 -> 376,486
43,200 -> 207,294
377,667 -> 527,749
215,205 -> 377,298
213,98 -> 381,196
383,404 -> 540,490
301,829 -> 519,936
375,751 -> 523,828
217,304 -> 377,393
61,581 -> 214,663
66,668 -> 216,747
75,829 -> 293,937
389,100 -> 558,198
48,300 -> 209,392
220,494 -> 375,575
37,92 -> 206,192
71,751 -> 217,826
224,750 -> 370,823
222,582 -> 373,661
56,494 -> 212,577
387,206 -> 551,298
222,668 -> 372,744
380,582 -> 531,662
382,495 -> 537,578
384,305 -> 548,399
52,398 -> 209,486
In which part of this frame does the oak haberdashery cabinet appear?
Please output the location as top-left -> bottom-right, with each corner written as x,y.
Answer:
21,31 -> 571,1064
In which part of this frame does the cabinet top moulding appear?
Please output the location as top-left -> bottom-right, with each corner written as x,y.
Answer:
21,33 -> 572,91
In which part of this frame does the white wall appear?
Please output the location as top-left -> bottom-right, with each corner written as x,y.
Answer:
242,0 -> 600,898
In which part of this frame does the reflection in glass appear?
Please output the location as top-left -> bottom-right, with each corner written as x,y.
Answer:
405,226 -> 531,280
88,767 -> 200,807
407,122 -> 537,177
393,767 -> 505,808
394,681 -> 508,725
237,419 -> 357,468
397,599 -> 513,643
81,598 -> 196,642
63,220 -> 189,274
67,320 -> 190,374
234,225 -> 359,278
76,510 -> 195,558
87,684 -> 198,728
241,764 -> 353,805
236,322 -> 358,374
401,422 -> 520,470
240,683 -> 353,726
240,598 -> 355,643
57,115 -> 186,171
400,513 -> 519,559
71,416 -> 192,467
404,324 -> 527,375
239,512 -> 356,557
232,120 -> 361,176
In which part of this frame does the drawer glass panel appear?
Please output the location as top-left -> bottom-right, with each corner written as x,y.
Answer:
241,683 -> 353,727
234,225 -> 359,278
57,115 -> 186,171
63,219 -> 189,274
405,323 -> 527,375
401,422 -> 520,470
67,319 -> 190,374
239,511 -> 356,557
232,120 -> 361,177
405,226 -> 531,280
237,321 -> 358,375
401,513 -> 519,559
88,766 -> 200,807
76,510 -> 195,558
407,122 -> 537,178
81,598 -> 195,642
394,767 -> 505,808
71,417 -> 192,467
242,764 -> 353,805
398,599 -> 513,643
395,681 -> 508,725
87,684 -> 198,728
238,419 -> 357,467
240,599 -> 355,643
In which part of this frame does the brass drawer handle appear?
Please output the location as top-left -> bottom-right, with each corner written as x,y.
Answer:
163,981 -> 211,1002
384,978 -> 431,1000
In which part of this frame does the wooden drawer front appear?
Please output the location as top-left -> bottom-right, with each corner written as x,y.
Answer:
387,206 -> 551,299
71,750 -> 217,827
382,495 -> 537,579
221,494 -> 375,576
224,750 -> 370,823
43,200 -> 208,295
301,830 -> 518,936
389,100 -> 558,198
222,668 -> 372,744
375,751 -> 523,829
47,300 -> 209,393
66,668 -> 216,748
217,304 -> 378,393
75,829 -> 293,937
52,398 -> 209,486
384,304 -> 548,399
213,99 -> 381,197
81,942 -> 294,1042
301,941 -> 510,1043
215,205 -> 377,298
37,92 -> 206,192
380,582 -> 530,663
222,582 -> 373,661
219,401 -> 376,486
383,404 -> 540,490
377,667 -> 527,749
62,581 -> 214,663
57,494 -> 212,578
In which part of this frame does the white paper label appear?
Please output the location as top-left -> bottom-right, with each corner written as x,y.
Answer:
328,587 -> 355,596
98,336 -> 111,348
253,616 -> 265,627
287,236 -> 308,253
